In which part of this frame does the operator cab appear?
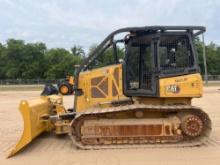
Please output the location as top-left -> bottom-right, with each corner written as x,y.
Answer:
124,30 -> 199,96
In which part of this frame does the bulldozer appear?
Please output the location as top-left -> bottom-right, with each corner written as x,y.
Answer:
8,26 -> 212,158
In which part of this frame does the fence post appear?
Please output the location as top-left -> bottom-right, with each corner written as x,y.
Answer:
202,33 -> 208,85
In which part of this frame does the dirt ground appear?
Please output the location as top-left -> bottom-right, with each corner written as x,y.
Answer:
0,87 -> 220,165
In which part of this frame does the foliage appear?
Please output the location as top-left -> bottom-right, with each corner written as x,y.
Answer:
0,38 -> 220,79
0,39 -> 82,79
44,48 -> 81,79
71,45 -> 85,58
87,44 -> 125,69
194,38 -> 220,75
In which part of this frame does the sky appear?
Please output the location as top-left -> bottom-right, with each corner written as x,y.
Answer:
0,0 -> 220,52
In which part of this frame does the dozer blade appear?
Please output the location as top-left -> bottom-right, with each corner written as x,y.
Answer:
7,97 -> 52,158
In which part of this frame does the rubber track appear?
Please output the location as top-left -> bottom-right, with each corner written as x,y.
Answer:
69,104 -> 212,149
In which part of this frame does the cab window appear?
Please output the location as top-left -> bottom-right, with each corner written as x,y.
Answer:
159,35 -> 194,75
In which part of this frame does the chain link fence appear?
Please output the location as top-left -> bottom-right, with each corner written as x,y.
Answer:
0,79 -> 65,91
202,75 -> 220,81
0,79 -> 63,85
0,75 -> 219,86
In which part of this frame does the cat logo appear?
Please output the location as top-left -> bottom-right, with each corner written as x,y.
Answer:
166,84 -> 180,94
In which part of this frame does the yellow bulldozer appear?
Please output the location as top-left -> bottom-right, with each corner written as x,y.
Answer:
8,26 -> 212,158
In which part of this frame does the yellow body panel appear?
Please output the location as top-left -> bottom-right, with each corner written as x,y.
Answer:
159,73 -> 203,98
76,64 -> 126,112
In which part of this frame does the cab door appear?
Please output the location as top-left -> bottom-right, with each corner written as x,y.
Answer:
123,34 -> 158,96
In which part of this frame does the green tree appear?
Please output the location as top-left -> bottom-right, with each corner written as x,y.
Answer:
4,39 -> 26,79
1,37 -> 220,80
22,42 -> 47,78
44,48 -> 82,79
2,39 -> 47,79
87,44 -> 125,69
71,45 -> 85,58
0,43 -> 6,78
205,42 -> 220,74
195,38 -> 220,75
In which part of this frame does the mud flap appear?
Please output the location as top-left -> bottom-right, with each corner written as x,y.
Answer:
7,97 -> 52,158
